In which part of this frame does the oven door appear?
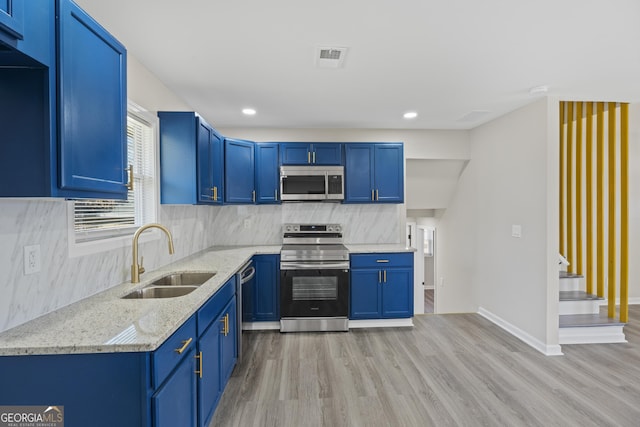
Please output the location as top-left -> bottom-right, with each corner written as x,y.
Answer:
280,267 -> 349,318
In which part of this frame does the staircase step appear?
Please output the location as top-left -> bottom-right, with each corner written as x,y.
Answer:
559,271 -> 584,279
559,313 -> 627,344
559,291 -> 603,301
559,273 -> 583,292
559,313 -> 624,328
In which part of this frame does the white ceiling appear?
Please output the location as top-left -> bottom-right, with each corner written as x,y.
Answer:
76,0 -> 640,130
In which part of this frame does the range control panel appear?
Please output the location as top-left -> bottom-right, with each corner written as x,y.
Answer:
283,224 -> 342,234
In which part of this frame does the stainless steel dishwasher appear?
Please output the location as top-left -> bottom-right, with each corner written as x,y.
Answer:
235,259 -> 255,365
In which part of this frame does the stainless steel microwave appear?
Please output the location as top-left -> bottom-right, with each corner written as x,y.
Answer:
279,166 -> 344,201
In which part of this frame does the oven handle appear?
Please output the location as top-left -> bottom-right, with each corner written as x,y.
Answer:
280,262 -> 350,270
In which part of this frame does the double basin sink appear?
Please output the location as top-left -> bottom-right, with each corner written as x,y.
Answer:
122,272 -> 216,299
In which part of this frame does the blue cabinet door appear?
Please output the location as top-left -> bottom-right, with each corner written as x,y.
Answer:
313,143 -> 342,165
280,143 -> 311,164
280,142 -> 342,165
255,143 -> 280,203
153,347 -> 198,427
197,316 -> 222,427
57,0 -> 127,198
374,143 -> 404,203
197,119 -> 224,204
220,297 -> 237,383
381,268 -> 413,318
159,112 -> 197,204
344,144 -> 374,203
225,138 -> 255,203
350,269 -> 381,319
253,254 -> 280,321
0,0 -> 23,40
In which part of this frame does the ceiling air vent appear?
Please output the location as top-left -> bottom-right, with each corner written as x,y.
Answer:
315,46 -> 347,68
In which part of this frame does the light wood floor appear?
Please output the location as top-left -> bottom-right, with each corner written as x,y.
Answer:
424,289 -> 434,314
211,306 -> 640,426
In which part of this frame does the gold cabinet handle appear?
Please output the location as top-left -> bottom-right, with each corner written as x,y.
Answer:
220,313 -> 229,336
312,151 -> 316,163
174,337 -> 193,354
252,190 -> 256,203
378,270 -> 382,283
308,151 -> 311,164
195,351 -> 203,378
376,260 -> 389,263
274,189 -> 278,201
213,186 -> 218,201
383,270 -> 387,283
376,189 -> 379,201
371,189 -> 375,201
126,164 -> 134,191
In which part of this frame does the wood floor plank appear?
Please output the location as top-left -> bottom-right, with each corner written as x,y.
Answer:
211,306 -> 640,426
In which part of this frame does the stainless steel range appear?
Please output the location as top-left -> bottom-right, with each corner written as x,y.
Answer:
280,223 -> 350,332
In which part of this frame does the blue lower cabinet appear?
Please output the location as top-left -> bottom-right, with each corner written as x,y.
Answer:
350,253 -> 414,319
350,269 -> 381,318
153,347 -> 198,427
0,280 -> 241,427
0,352 -> 151,427
196,277 -> 237,427
197,314 -> 222,427
220,297 -> 237,383
244,254 -> 280,322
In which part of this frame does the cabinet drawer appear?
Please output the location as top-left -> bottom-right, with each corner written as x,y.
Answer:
153,315 -> 197,388
350,252 -> 413,269
197,276 -> 236,336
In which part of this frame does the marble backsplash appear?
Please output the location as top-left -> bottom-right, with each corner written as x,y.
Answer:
0,199 -> 401,333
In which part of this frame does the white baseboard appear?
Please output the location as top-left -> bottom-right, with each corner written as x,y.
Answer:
243,318 -> 416,330
349,318 -> 414,329
559,325 -> 627,344
478,307 -> 563,356
242,321 -> 280,331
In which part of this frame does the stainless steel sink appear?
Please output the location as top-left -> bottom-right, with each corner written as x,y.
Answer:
121,285 -> 199,299
148,272 -> 216,287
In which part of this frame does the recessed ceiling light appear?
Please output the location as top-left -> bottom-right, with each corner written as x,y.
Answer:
242,108 -> 256,115
403,111 -> 418,119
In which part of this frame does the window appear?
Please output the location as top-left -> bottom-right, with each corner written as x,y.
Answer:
72,104 -> 157,243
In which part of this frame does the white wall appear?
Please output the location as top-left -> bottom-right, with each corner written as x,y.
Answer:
470,98 -> 558,348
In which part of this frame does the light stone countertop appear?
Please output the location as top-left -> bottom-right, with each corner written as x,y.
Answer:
0,244 -> 414,356
0,245 -> 280,356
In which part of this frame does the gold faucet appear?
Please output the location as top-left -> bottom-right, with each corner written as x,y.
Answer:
131,223 -> 175,283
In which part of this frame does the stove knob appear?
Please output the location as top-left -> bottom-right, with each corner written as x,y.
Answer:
335,225 -> 341,232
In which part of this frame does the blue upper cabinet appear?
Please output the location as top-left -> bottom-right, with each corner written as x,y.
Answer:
0,0 -> 24,41
344,143 -> 404,203
0,0 -> 127,199
197,119 -> 224,204
255,143 -> 280,204
280,143 -> 342,165
158,112 -> 223,205
57,0 -> 127,198
224,138 -> 255,204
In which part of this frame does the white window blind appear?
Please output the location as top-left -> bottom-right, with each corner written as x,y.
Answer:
73,110 -> 156,242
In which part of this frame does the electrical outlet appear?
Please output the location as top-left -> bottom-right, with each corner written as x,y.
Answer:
24,245 -> 41,275
511,224 -> 522,238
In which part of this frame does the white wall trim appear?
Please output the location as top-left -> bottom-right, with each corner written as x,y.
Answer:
478,307 -> 564,356
348,318 -> 414,328
242,321 -> 280,331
